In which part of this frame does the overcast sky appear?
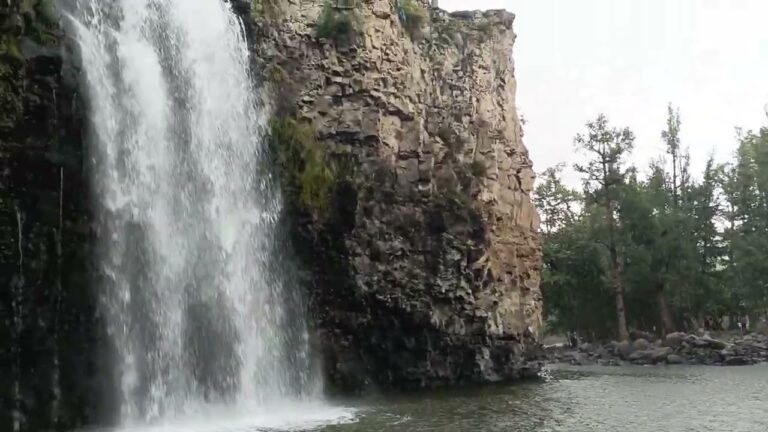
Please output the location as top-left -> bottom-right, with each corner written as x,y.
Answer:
441,0 -> 768,185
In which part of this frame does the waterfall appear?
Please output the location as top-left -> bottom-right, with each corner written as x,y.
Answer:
12,205 -> 24,432
66,0 -> 349,428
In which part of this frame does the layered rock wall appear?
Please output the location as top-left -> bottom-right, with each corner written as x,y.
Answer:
251,0 -> 543,390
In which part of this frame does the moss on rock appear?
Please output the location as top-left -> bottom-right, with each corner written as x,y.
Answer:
269,117 -> 337,217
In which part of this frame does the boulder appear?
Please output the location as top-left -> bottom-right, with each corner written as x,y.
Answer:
629,347 -> 671,364
700,336 -> 728,350
614,341 -> 634,360
746,342 -> 767,351
627,351 -> 651,364
666,354 -> 684,364
690,336 -> 710,348
650,347 -> 672,363
663,332 -> 686,348
633,338 -> 650,351
724,356 -> 753,366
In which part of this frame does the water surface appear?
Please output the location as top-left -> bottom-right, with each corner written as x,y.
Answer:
320,364 -> 768,432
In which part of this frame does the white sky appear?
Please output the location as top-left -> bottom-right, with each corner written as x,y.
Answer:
441,0 -> 768,185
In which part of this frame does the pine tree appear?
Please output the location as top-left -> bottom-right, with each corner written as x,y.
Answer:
574,114 -> 635,341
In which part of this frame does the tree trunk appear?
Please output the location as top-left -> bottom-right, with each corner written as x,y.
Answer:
656,281 -> 675,335
610,253 -> 629,341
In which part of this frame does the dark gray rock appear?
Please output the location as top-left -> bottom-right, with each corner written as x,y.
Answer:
1,3 -> 107,431
614,340 -> 634,360
650,347 -> 672,364
700,337 -> 728,350
627,351 -> 651,364
666,354 -> 684,364
724,356 -> 753,366
633,338 -> 651,351
664,332 -> 686,348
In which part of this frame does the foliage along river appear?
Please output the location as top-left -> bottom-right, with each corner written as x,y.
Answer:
314,364 -> 768,432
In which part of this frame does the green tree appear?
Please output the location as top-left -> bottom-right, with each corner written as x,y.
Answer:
536,164 -> 580,234
537,168 -> 616,339
574,114 -> 635,340
722,128 -> 768,315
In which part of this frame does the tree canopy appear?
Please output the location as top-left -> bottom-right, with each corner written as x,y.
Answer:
537,109 -> 768,340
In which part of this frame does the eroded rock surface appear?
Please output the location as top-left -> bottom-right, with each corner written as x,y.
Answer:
250,0 -> 543,390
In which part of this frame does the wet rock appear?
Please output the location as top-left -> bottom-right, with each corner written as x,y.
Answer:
724,356 -> 753,366
1,3 -> 98,430
666,354 -> 684,365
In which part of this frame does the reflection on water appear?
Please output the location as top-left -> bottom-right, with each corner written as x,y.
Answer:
319,364 -> 768,432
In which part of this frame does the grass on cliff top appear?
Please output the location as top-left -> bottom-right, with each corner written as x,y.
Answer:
270,117 -> 337,217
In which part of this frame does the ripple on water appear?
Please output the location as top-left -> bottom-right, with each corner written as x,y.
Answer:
316,364 -> 768,432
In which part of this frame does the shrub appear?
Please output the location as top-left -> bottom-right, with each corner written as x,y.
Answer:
270,117 -> 336,216
316,2 -> 359,46
469,159 -> 488,179
477,20 -> 493,41
34,0 -> 59,26
437,125 -> 466,158
400,0 -> 428,40
0,38 -> 24,62
437,125 -> 453,144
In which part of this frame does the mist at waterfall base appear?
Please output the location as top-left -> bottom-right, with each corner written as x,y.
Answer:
67,0 -> 354,430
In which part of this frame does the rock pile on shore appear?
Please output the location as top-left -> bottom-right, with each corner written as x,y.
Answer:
546,332 -> 768,367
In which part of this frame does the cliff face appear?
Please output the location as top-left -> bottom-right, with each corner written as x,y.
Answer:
0,0 -> 543,429
251,0 -> 543,390
1,2 -> 109,431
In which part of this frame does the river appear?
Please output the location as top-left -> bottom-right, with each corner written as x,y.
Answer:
317,364 -> 768,432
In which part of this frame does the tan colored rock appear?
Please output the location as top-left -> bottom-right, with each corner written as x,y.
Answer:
252,0 -> 542,390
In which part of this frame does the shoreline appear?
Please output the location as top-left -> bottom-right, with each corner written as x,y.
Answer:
543,331 -> 768,367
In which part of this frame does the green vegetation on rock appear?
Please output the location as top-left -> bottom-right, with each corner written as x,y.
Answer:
316,1 -> 360,46
469,159 -> 487,179
269,117 -> 337,217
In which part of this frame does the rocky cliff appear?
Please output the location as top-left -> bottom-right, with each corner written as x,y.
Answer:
0,0 -> 543,429
249,0 -> 543,391
1,2 -> 112,431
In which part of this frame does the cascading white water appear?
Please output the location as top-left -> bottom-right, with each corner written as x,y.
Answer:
67,0 -> 351,429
